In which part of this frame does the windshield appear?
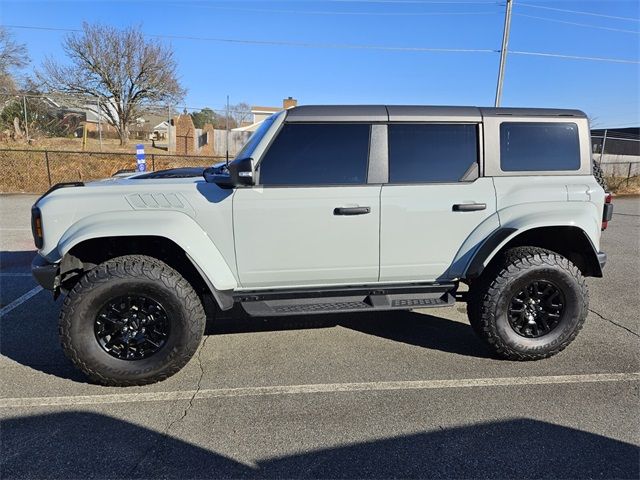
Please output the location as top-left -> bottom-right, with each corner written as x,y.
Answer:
234,113 -> 279,161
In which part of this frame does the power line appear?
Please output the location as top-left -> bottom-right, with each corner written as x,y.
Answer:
158,33 -> 496,53
2,25 -> 496,53
0,92 -> 253,115
178,4 -> 500,16
514,13 -> 640,34
510,50 -> 640,64
3,24 -> 639,64
280,0 -> 636,3
280,1 -> 500,4
517,2 -> 640,23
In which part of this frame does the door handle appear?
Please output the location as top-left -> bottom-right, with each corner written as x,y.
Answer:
453,203 -> 487,212
334,206 -> 371,216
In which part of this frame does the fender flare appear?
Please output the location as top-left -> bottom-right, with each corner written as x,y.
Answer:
457,202 -> 602,279
54,210 -> 238,295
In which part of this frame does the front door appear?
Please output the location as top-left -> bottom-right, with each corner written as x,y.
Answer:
233,122 -> 380,289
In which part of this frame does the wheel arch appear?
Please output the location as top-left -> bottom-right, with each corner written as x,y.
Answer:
53,211 -> 237,310
464,225 -> 603,280
60,235 -> 235,311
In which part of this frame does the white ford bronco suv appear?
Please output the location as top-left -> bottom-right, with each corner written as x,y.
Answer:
31,105 -> 613,386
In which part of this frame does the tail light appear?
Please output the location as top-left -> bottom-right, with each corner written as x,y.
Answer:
602,193 -> 613,230
31,206 -> 44,249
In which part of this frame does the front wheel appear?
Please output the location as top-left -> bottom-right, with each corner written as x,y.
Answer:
468,247 -> 589,360
59,255 -> 206,386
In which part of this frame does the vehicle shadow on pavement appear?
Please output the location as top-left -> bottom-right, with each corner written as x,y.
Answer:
2,412 -> 637,479
210,309 -> 493,359
1,249 -> 489,384
0,250 -> 86,382
0,250 -> 37,273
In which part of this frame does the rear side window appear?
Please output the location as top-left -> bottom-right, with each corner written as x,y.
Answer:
388,124 -> 478,183
500,122 -> 580,171
259,123 -> 370,185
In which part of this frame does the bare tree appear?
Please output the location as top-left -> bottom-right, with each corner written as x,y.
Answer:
230,102 -> 252,128
39,23 -> 185,145
0,27 -> 29,93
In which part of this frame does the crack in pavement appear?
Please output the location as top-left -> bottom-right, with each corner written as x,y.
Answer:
127,335 -> 210,477
589,308 -> 639,338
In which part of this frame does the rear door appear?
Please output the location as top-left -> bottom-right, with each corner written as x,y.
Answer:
380,122 -> 496,282
233,122 -> 381,288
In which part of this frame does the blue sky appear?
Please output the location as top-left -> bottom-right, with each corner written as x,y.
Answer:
1,0 -> 638,127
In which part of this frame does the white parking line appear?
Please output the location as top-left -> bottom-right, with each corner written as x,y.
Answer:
0,286 -> 43,317
0,372 -> 637,409
0,273 -> 33,277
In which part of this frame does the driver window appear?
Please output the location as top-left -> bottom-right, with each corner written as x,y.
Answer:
258,123 -> 371,186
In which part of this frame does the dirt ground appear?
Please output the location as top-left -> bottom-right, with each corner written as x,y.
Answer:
608,176 -> 640,195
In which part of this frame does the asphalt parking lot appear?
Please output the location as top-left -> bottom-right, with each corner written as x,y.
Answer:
1,194 -> 638,479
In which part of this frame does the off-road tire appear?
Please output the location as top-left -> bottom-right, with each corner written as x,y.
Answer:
467,247 -> 588,360
59,255 -> 206,386
467,246 -> 553,337
592,160 -> 608,191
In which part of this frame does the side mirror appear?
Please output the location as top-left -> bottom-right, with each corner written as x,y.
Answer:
203,157 -> 254,189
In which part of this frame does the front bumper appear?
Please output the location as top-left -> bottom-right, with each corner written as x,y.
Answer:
31,254 -> 59,290
597,251 -> 607,270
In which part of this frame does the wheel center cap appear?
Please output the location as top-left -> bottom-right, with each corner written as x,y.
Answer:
95,295 -> 171,361
508,280 -> 566,339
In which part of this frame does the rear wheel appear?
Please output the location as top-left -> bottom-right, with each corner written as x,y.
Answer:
59,255 -> 206,386
467,247 -> 588,360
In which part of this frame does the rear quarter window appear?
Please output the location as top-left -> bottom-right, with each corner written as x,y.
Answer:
500,122 -> 580,172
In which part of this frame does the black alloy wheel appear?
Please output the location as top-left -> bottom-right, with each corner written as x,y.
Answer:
507,280 -> 565,338
95,295 -> 171,360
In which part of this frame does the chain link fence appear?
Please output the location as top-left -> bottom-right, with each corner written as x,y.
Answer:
592,128 -> 640,192
0,148 -> 224,193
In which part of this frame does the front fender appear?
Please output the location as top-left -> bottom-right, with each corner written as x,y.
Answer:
53,210 -> 238,292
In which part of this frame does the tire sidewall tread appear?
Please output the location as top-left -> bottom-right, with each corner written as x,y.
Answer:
468,247 -> 589,360
59,255 -> 206,386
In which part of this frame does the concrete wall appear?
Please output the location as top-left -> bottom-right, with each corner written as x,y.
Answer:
598,154 -> 640,177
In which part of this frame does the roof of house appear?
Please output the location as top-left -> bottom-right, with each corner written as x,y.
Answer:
232,121 -> 263,132
591,127 -> 639,139
153,120 -> 170,130
251,106 -> 281,114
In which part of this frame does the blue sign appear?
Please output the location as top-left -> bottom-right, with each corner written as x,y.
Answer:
136,144 -> 146,172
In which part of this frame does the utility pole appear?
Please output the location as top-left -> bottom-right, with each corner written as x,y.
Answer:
225,94 -> 230,164
22,95 -> 29,140
97,99 -> 103,151
495,0 -> 513,107
599,129 -> 608,164
167,104 -> 172,153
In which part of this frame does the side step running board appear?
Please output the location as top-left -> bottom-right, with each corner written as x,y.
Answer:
239,286 -> 455,317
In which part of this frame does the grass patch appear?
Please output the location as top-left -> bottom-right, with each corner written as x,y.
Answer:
606,176 -> 640,195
